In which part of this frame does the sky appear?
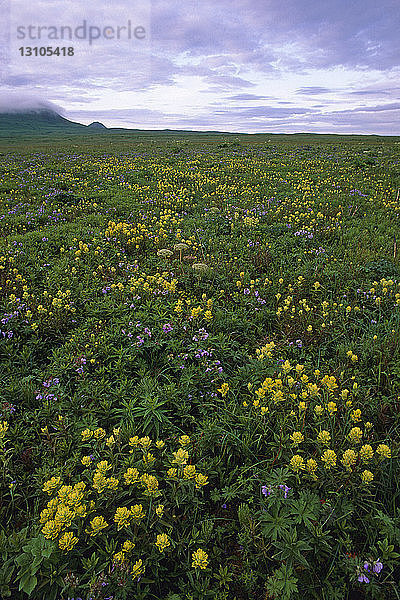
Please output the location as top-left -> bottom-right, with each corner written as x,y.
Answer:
1,0 -> 400,134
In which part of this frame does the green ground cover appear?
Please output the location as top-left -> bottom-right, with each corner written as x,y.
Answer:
0,134 -> 399,599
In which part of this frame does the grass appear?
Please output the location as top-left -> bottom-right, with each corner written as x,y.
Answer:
0,133 -> 399,600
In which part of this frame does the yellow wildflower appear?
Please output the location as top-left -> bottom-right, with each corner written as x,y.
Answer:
81,456 -> 92,467
183,465 -> 197,479
290,431 -> 304,445
359,445 -> 374,462
172,448 -> 189,466
341,449 -> 358,471
321,449 -> 337,469
314,405 -> 324,416
43,476 -> 62,495
327,402 -> 337,416
81,428 -> 93,441
361,470 -> 374,484
195,473 -> 209,489
114,507 -> 131,531
155,504 -> 164,517
178,435 -> 191,446
192,548 -> 209,570
217,383 -> 229,397
123,468 -> 140,485
85,515 -> 108,536
348,427 -> 363,444
131,559 -> 145,579
42,520 -> 61,540
317,430 -> 331,445
156,440 -> 165,449
93,428 -> 106,440
122,540 -> 135,552
376,444 -> 391,459
351,409 -> 362,423
289,455 -> 305,473
155,533 -> 171,553
139,436 -> 152,450
130,504 -> 145,522
167,467 -> 178,479
58,531 -> 78,551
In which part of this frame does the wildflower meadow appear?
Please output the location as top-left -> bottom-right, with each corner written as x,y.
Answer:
0,134 -> 399,599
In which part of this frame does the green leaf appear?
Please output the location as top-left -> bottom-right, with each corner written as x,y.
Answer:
18,573 -> 37,596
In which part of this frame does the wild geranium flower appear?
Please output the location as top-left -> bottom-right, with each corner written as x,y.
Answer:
373,560 -> 383,574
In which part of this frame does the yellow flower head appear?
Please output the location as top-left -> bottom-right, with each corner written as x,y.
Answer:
58,531 -> 78,551
85,515 -> 108,537
129,436 -> 139,448
43,476 -> 62,495
155,533 -> 171,553
178,435 -> 191,446
114,507 -> 131,531
348,427 -> 363,444
217,383 -> 229,397
156,440 -> 165,449
183,464 -> 197,479
155,504 -> 164,517
306,458 -> 318,476
290,431 -> 304,445
321,449 -> 337,469
96,460 -> 111,474
93,428 -> 106,440
361,470 -> 374,484
317,430 -> 331,446
122,540 -> 135,552
167,467 -> 178,479
351,409 -> 362,423
81,455 -> 92,467
172,447 -> 189,466
139,436 -> 152,450
376,444 -> 391,459
123,468 -> 140,485
314,405 -> 324,416
131,558 -> 145,579
130,504 -> 145,522
289,455 -> 305,473
195,473 -> 209,489
327,402 -> 337,416
341,449 -> 358,471
42,519 -> 61,540
81,429 -> 93,441
192,548 -> 209,570
359,444 -> 374,462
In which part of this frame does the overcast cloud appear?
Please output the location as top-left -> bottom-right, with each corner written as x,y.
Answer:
0,0 -> 399,133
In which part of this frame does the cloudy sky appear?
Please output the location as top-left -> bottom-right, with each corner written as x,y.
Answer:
1,0 -> 400,133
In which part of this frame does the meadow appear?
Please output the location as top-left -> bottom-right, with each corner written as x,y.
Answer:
0,133 -> 399,600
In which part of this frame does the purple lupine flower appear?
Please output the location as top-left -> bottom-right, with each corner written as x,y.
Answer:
261,485 -> 273,497
358,573 -> 369,583
373,561 -> 383,574
364,562 -> 371,572
278,484 -> 291,498
162,323 -> 173,333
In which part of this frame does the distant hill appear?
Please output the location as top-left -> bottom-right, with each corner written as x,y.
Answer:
0,109 -> 108,137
